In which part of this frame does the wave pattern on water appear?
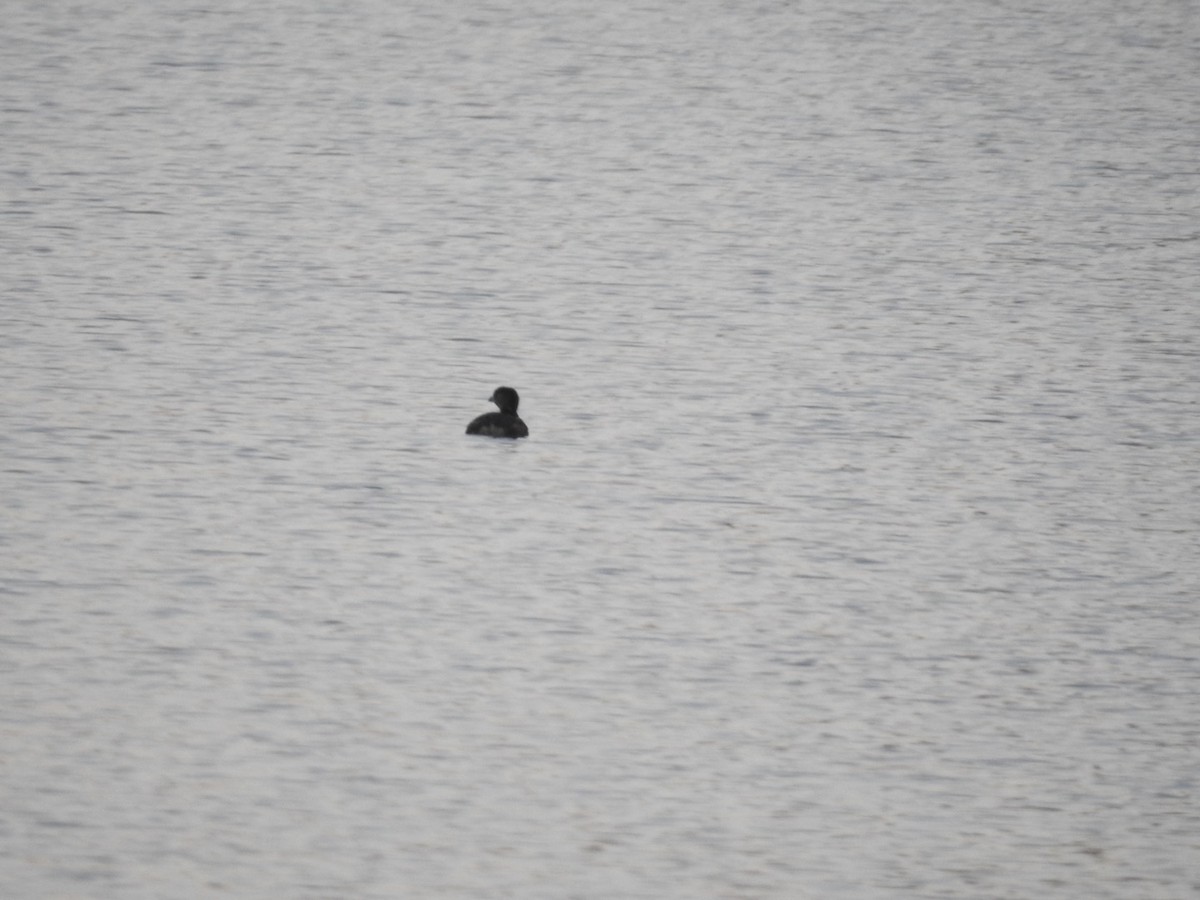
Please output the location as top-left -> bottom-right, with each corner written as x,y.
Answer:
2,1 -> 1199,898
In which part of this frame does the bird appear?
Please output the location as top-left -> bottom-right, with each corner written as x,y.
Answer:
466,386 -> 529,439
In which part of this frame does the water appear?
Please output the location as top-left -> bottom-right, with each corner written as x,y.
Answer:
3,1 -> 1198,897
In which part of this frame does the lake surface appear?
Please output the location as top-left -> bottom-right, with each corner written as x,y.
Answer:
3,1 -> 1198,897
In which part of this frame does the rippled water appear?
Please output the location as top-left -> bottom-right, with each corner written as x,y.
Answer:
3,1 -> 1199,897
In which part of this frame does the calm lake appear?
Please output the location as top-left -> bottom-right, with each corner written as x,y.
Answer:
3,1 -> 1198,897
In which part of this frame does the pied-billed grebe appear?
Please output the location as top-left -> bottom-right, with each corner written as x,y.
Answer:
466,386 -> 529,439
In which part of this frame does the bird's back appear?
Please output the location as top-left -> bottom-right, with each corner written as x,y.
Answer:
466,412 -> 528,439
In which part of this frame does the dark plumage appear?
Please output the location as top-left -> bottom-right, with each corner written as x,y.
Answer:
466,386 -> 529,439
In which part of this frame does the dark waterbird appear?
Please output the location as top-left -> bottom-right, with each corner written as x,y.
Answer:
466,386 -> 528,439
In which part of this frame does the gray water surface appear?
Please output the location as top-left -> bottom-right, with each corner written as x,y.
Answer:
3,1 -> 1199,897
